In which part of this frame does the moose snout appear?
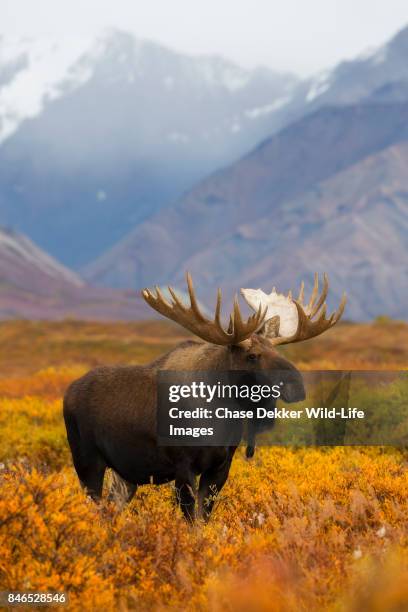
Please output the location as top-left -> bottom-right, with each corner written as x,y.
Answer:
280,370 -> 306,404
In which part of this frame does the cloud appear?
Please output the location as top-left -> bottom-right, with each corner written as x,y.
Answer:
2,0 -> 408,75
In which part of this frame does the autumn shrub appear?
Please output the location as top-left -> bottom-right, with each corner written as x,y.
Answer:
0,396 -> 68,468
1,447 -> 407,611
0,321 -> 407,610
0,366 -> 86,399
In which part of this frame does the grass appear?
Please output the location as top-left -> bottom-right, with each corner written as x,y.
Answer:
0,319 -> 407,611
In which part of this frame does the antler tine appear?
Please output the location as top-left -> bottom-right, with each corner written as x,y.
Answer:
233,294 -> 244,330
186,272 -> 206,322
309,273 -> 329,318
298,281 -> 305,304
315,301 -> 328,324
167,286 -> 186,311
155,285 -> 172,308
260,303 -> 268,323
250,303 -> 268,334
307,272 -> 319,311
254,303 -> 268,327
332,292 -> 347,324
214,288 -> 223,326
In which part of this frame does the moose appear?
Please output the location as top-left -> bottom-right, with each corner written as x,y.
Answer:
64,273 -> 345,521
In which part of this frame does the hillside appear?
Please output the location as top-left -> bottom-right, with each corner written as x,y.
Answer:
84,102 -> 408,320
0,226 -> 148,320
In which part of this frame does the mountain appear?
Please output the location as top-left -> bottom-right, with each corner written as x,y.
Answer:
0,226 -> 148,320
241,23 -> 408,136
303,24 -> 408,105
2,24 -> 408,273
83,102 -> 408,321
0,29 -> 297,267
3,24 -> 408,321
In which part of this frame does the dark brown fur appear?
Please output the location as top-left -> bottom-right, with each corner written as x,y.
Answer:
63,335 -> 304,521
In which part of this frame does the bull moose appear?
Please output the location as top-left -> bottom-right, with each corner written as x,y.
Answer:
63,273 -> 345,521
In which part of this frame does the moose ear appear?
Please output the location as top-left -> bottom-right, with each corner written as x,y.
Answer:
257,315 -> 280,339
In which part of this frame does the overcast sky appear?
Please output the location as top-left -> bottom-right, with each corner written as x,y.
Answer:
2,0 -> 408,76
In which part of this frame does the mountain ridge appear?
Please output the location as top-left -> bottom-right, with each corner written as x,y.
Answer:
0,225 -> 149,320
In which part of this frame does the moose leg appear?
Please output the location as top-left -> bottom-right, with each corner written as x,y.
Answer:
64,412 -> 106,500
107,470 -> 138,507
175,472 -> 197,523
198,456 -> 233,522
73,451 -> 106,501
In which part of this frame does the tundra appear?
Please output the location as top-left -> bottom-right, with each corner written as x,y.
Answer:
64,273 -> 345,521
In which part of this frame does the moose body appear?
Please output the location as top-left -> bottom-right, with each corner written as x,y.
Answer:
64,337 -> 304,520
64,273 -> 345,521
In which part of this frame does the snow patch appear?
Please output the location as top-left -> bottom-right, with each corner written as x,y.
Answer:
0,35 -> 95,144
196,58 -> 250,92
357,43 -> 387,65
244,96 -> 291,119
306,69 -> 332,102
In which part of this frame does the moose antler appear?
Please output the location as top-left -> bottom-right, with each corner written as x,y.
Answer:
241,273 -> 346,346
142,273 -> 267,346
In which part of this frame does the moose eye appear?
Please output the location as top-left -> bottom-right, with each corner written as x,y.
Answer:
247,353 -> 258,362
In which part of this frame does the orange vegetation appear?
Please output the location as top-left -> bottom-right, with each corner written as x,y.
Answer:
0,319 -> 407,611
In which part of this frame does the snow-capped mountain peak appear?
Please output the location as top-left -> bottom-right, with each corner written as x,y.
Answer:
0,34 -> 97,143
0,29 -> 297,145
0,29 -> 161,143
